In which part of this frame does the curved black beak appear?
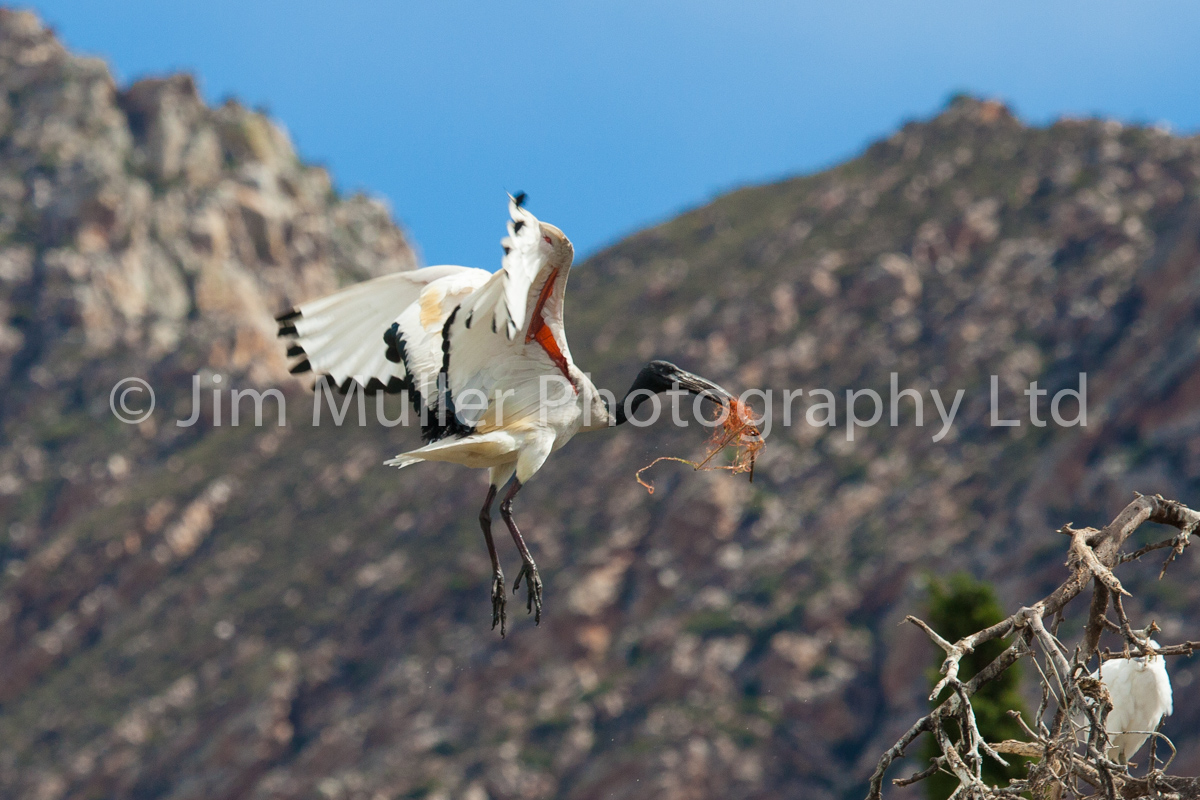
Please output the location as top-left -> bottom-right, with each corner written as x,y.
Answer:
616,360 -> 738,425
656,362 -> 735,407
624,361 -> 760,483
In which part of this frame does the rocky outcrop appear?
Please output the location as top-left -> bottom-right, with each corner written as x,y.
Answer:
0,9 -> 414,395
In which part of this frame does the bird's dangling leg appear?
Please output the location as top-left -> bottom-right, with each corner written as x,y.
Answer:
500,480 -> 542,624
479,484 -> 506,636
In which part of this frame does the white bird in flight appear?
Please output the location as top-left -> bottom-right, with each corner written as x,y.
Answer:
277,194 -> 739,635
1097,637 -> 1172,764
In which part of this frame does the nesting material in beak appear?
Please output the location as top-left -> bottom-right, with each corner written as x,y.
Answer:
635,396 -> 764,494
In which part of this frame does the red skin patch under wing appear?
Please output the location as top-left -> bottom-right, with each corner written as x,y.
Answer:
525,268 -> 573,385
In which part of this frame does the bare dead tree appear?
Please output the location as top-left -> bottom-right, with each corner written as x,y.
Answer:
866,493 -> 1200,800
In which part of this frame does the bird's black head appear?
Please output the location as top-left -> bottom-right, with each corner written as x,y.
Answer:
614,360 -> 735,425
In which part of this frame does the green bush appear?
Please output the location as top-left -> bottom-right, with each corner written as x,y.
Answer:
923,573 -> 1028,799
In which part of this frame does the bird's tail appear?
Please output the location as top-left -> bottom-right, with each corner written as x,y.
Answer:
384,432 -> 517,470
383,453 -> 423,469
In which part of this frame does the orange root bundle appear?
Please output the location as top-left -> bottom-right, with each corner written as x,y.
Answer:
636,398 -> 764,494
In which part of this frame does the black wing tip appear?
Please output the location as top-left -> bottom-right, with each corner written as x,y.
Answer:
289,359 -> 312,375
384,322 -> 403,364
287,345 -> 306,358
309,374 -> 406,396
275,308 -> 302,323
278,323 -> 299,337
513,191 -> 527,208
513,219 -> 525,234
363,376 -> 412,395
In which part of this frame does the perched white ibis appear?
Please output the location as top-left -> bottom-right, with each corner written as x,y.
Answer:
1097,638 -> 1173,764
277,195 -> 738,634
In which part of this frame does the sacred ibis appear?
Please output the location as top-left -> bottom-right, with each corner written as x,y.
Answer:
277,195 -> 740,635
1097,636 -> 1173,764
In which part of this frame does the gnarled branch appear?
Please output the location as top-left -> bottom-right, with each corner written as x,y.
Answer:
865,494 -> 1200,800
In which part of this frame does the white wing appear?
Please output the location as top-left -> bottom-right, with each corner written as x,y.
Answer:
278,264 -> 489,395
440,197 -> 576,431
457,195 -> 551,341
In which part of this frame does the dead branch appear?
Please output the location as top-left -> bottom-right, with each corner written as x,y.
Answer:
865,494 -> 1200,800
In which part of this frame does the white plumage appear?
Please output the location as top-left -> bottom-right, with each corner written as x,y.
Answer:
1097,641 -> 1172,764
277,195 -> 739,635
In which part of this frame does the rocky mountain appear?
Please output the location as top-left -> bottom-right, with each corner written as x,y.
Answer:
1,8 -> 1199,800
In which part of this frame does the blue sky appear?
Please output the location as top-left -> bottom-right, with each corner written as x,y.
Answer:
27,1 -> 1200,268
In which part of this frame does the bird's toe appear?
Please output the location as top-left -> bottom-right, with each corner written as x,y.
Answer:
491,571 -> 507,637
514,562 -> 543,625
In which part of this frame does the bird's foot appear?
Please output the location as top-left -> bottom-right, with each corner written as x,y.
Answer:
513,560 -> 543,625
491,570 -> 507,637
